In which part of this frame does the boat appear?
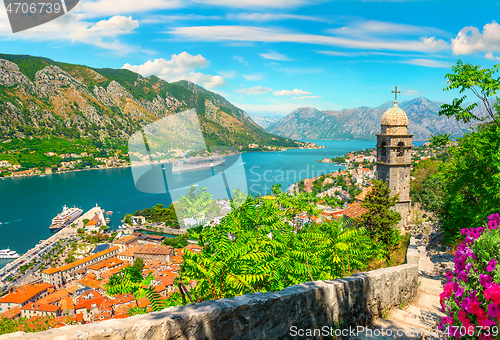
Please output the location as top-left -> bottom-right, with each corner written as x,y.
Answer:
0,248 -> 19,259
172,155 -> 225,172
49,205 -> 83,230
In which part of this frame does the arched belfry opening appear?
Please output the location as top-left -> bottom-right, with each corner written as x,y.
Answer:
397,141 -> 405,157
376,86 -> 413,230
381,141 -> 387,157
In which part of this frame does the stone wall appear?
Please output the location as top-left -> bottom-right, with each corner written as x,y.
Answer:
2,238 -> 419,340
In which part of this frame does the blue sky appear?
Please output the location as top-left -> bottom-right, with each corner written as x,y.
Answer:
1,0 -> 500,115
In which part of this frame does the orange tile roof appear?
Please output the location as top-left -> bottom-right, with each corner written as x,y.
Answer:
86,220 -> 98,226
78,276 -> 101,290
76,290 -> 103,302
134,244 -> 172,255
43,246 -> 120,275
53,313 -> 83,328
184,244 -> 202,253
342,201 -> 368,219
171,256 -> 183,265
60,296 -> 74,312
0,283 -> 52,305
88,257 -> 123,271
117,247 -> 136,258
42,267 -> 59,275
22,302 -> 61,313
37,289 -> 68,305
114,235 -> 138,245
355,187 -> 373,202
1,306 -> 21,319
74,297 -> 105,310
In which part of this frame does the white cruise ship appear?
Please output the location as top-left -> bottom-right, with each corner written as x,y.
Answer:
0,248 -> 19,259
50,206 -> 83,230
172,155 -> 225,172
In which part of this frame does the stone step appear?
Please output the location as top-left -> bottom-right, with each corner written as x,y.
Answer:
373,318 -> 424,339
389,308 -> 438,330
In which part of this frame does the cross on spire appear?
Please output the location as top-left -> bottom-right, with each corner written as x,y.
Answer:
392,86 -> 401,101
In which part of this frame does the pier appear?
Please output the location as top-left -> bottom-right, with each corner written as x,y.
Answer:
0,205 -> 106,289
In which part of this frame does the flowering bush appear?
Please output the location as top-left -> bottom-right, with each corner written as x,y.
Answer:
440,213 -> 500,339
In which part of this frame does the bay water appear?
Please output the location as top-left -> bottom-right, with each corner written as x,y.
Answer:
0,140 -> 419,266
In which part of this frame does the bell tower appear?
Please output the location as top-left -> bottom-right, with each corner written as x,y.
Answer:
376,87 -> 413,229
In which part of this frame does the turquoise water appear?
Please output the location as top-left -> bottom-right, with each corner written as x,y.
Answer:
0,140 -> 419,265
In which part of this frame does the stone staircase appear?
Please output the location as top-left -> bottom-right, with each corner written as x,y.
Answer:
352,237 -> 446,340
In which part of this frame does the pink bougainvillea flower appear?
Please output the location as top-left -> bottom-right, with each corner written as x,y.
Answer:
487,303 -> 499,318
480,274 -> 493,288
487,258 -> 497,272
488,213 -> 500,229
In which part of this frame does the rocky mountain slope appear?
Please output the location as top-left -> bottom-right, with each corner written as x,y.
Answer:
0,54 -> 299,152
267,97 -> 488,141
247,113 -> 285,129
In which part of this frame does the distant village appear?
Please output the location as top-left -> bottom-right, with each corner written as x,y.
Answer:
0,152 -> 129,178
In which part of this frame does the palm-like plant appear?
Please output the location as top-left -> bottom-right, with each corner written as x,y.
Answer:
105,266 -> 165,315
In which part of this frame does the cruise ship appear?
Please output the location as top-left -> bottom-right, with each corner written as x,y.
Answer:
50,206 -> 83,231
0,248 -> 19,259
172,155 -> 225,172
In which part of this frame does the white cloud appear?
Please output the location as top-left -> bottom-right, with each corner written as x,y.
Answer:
218,70 -> 236,78
486,52 -> 500,60
228,13 -> 326,22
0,12 -> 142,54
403,89 -> 418,95
190,0 -> 314,9
293,95 -> 322,99
79,0 -> 183,19
243,74 -> 263,81
235,86 -> 273,94
451,22 -> 500,55
122,52 -> 227,89
319,50 -> 418,57
328,20 -> 446,38
260,52 -> 290,61
169,26 -> 449,52
402,58 -> 453,68
233,55 -> 249,65
274,89 -> 312,96
141,14 -> 222,24
69,15 -> 139,52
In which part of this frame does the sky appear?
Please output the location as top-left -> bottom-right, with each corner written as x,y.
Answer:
1,0 -> 500,116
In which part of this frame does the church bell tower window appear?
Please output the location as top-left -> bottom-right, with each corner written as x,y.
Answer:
397,141 -> 405,157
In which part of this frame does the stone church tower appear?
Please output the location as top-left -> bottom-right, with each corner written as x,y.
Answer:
376,88 -> 413,229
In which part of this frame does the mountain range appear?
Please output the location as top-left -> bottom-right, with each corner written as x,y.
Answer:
0,54 -> 300,153
266,97 -> 488,141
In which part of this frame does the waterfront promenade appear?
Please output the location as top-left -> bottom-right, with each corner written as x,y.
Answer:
0,205 -> 106,290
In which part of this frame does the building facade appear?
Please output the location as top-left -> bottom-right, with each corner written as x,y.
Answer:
376,98 -> 413,229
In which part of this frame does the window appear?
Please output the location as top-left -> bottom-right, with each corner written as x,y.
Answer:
381,141 -> 387,157
397,141 -> 405,157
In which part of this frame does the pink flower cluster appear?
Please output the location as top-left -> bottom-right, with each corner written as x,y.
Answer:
439,213 -> 500,339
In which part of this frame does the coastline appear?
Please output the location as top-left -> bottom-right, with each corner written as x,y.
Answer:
1,143 -> 326,180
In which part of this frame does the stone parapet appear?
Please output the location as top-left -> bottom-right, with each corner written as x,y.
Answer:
2,238 -> 419,340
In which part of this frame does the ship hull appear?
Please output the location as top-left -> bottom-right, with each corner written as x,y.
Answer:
172,158 -> 225,173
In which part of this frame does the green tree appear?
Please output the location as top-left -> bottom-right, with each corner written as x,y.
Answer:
355,179 -> 401,264
132,257 -> 144,272
106,266 -> 165,315
124,214 -> 132,225
440,60 -> 500,126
